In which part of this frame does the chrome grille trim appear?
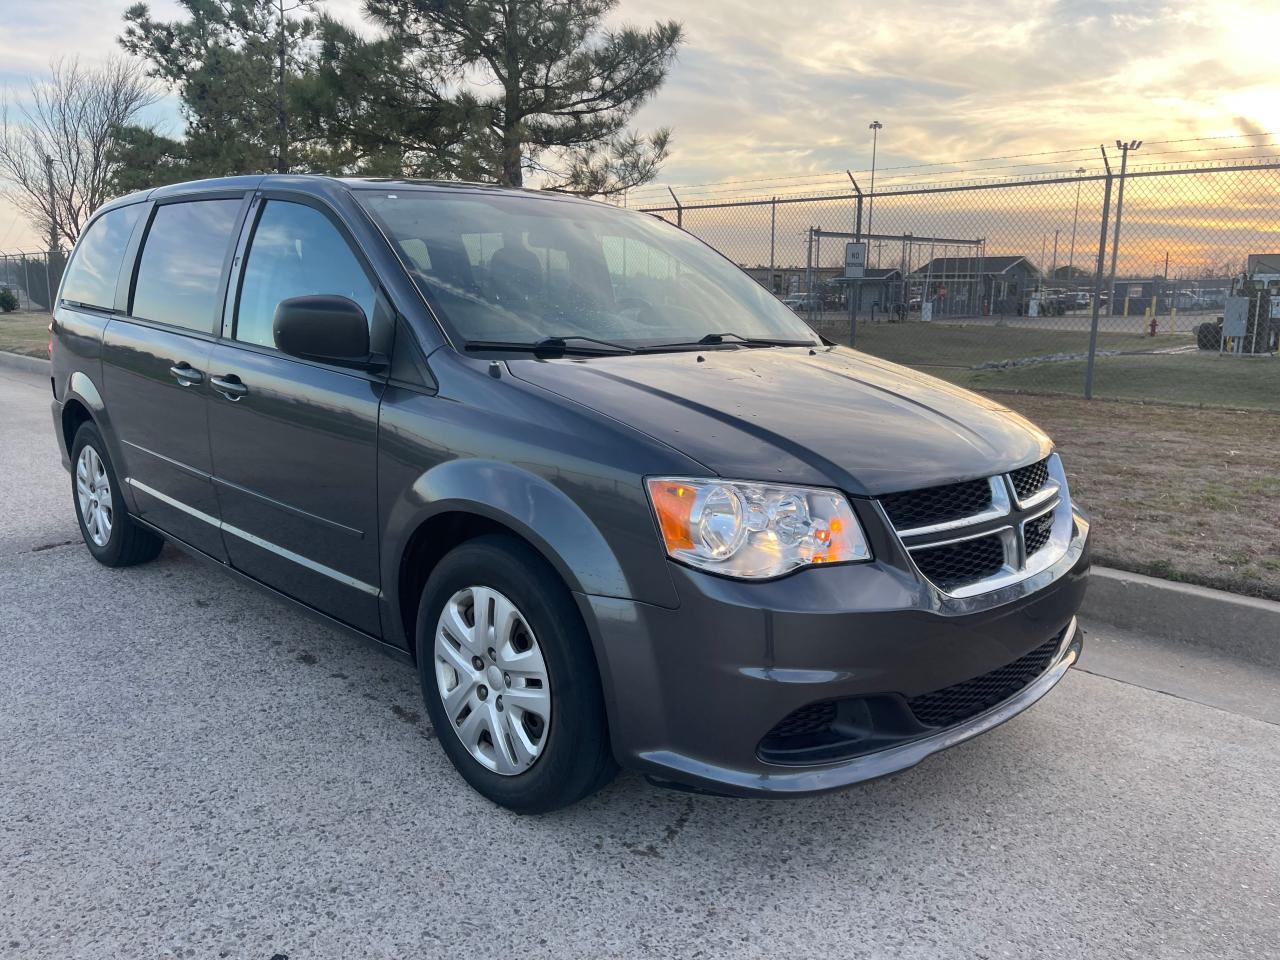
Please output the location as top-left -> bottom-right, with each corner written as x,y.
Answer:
1015,478 -> 1060,511
878,453 -> 1073,598
894,476 -> 1011,538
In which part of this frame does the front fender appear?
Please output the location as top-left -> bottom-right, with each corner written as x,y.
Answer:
381,457 -> 680,639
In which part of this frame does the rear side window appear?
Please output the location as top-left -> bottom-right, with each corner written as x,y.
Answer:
234,200 -> 377,349
132,199 -> 241,333
60,204 -> 144,310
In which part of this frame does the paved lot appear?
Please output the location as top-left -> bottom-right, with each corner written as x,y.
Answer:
2,363 -> 1278,959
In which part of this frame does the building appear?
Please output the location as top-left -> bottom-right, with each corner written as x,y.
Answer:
743,265 -> 843,297
908,255 -> 1041,317
834,268 -> 904,314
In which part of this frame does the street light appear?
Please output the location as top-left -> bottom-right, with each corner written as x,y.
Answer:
867,120 -> 883,265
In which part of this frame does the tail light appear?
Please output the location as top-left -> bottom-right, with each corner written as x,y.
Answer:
48,320 -> 54,360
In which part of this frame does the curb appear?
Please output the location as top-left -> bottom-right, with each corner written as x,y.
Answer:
1082,566 -> 1280,669
0,349 -> 50,376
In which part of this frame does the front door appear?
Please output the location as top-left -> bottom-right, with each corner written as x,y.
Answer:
102,196 -> 247,560
207,197 -> 388,634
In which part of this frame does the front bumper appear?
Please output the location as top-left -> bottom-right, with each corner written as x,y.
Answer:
579,505 -> 1090,798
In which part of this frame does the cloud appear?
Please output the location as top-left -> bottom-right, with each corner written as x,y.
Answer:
2,0 -> 1276,251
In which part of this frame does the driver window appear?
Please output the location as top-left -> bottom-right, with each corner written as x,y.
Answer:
235,200 -> 378,349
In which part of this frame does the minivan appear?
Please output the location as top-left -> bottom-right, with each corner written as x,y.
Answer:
50,176 -> 1089,812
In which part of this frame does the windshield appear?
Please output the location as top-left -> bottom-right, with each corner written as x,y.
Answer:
356,189 -> 816,349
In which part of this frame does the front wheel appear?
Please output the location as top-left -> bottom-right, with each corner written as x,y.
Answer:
70,422 -> 164,567
416,535 -> 616,813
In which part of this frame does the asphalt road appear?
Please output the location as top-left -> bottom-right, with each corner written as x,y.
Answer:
2,363 -> 1277,960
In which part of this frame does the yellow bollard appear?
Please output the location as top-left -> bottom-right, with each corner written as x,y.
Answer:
1170,307 -> 1177,334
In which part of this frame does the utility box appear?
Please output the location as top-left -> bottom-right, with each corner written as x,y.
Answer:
1222,297 -> 1249,339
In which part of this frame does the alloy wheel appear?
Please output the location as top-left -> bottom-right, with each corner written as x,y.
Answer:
434,586 -> 552,775
76,445 -> 113,548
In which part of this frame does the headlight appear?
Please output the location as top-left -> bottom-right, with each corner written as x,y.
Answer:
646,477 -> 871,579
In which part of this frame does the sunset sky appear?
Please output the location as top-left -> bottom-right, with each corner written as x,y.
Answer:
2,0 -> 1278,251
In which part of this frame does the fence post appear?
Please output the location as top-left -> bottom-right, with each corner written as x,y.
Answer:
1085,147 -> 1115,400
667,187 -> 683,229
805,227 -> 814,321
769,198 -> 776,283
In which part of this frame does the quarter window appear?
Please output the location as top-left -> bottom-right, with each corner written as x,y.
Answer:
132,199 -> 242,333
234,201 -> 377,349
60,203 -> 145,310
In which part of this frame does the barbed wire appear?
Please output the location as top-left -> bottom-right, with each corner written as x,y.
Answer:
631,154 -> 1280,210
627,133 -> 1279,206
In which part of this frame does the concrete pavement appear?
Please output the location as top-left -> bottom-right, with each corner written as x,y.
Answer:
2,365 -> 1277,959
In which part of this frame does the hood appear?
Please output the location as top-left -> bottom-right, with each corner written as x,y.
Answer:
508,346 -> 1050,496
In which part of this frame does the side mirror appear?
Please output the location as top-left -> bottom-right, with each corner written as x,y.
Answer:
273,295 -> 371,367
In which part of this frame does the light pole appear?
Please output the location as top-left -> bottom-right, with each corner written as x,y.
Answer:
867,120 -> 883,265
1107,139 -> 1142,318
1066,166 -> 1085,278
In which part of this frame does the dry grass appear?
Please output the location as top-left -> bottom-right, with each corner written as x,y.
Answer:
990,391 -> 1280,600
0,310 -> 51,358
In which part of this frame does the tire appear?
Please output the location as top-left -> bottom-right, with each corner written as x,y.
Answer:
70,422 -> 164,567
415,535 -> 616,813
1195,322 -> 1220,350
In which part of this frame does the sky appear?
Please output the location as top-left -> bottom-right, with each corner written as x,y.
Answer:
2,0 -> 1278,252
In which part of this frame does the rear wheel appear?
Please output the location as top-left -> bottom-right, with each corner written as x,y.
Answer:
70,422 -> 164,567
416,535 -> 616,813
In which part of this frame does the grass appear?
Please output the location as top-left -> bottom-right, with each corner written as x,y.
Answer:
947,353 -> 1280,412
0,309 -> 50,358
828,320 -> 1158,368
982,392 -> 1280,601
805,315 -> 1280,412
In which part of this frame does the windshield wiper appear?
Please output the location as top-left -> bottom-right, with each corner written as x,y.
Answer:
464,335 -> 636,356
642,332 -> 817,351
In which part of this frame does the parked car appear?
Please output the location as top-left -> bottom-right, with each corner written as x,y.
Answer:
50,175 -> 1090,812
780,294 -> 822,313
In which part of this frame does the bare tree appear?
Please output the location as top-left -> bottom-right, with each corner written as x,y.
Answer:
0,57 -> 158,249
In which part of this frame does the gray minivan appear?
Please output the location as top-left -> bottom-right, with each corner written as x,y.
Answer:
50,175 -> 1089,812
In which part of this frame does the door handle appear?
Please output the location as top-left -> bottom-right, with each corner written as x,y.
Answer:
169,362 -> 204,386
210,374 -> 248,401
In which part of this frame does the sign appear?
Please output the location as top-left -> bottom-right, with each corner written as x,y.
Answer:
844,241 -> 867,279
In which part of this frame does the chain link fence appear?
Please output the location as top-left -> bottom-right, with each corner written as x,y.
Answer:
0,249 -> 65,313
639,160 -> 1280,410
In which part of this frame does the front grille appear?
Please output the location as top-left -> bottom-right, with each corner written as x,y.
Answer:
912,533 -> 1005,590
907,636 -> 1062,728
767,700 -> 837,739
1010,458 -> 1050,501
1024,512 -> 1054,556
879,477 -> 991,530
